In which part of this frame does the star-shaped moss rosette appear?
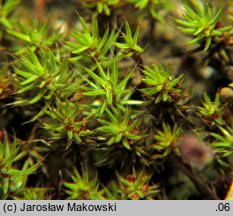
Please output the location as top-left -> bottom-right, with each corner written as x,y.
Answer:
82,60 -> 145,116
117,170 -> 159,200
140,64 -> 184,104
176,1 -> 232,51
197,92 -> 224,127
151,122 -> 181,158
97,107 -> 141,150
64,168 -> 105,200
14,48 -> 76,105
43,99 -> 93,149
66,16 -> 118,64
12,48 -> 77,121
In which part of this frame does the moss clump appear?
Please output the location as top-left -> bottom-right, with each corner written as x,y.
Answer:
0,0 -> 233,200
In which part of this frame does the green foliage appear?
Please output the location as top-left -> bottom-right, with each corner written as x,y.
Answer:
197,92 -> 224,127
83,0 -> 119,16
117,170 -> 159,200
176,0 -> 232,51
152,122 -> 181,158
0,132 -> 41,199
82,60 -> 144,116
14,131 -> 50,168
115,21 -> 143,56
128,0 -> 172,21
141,64 -> 184,103
97,107 -> 141,150
0,0 -> 20,30
64,168 -> 105,200
0,0 -> 232,201
13,48 -> 77,119
66,16 -> 118,64
43,100 -> 93,149
7,21 -> 61,54
18,188 -> 51,200
211,120 -> 233,157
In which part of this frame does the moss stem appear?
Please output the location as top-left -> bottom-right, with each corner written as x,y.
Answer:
170,153 -> 219,200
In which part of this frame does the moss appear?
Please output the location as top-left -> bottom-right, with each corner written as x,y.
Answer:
0,0 -> 233,200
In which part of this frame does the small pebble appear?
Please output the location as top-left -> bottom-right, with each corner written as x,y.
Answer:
219,87 -> 233,103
